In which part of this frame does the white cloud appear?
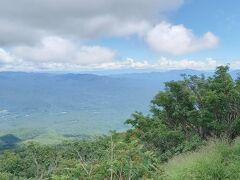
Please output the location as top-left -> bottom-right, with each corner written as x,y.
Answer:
0,35 -> 224,72
12,36 -> 116,65
231,61 -> 240,69
86,57 -> 220,70
92,58 -> 151,69
156,57 -> 218,70
0,25 -> 221,71
0,48 -> 15,63
0,0 -> 221,72
0,0 -> 184,45
0,44 -> 224,71
146,22 -> 219,55
0,36 -> 118,71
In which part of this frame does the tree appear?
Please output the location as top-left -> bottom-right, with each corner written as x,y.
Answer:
126,66 -> 240,159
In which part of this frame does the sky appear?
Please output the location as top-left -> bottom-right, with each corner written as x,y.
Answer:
0,0 -> 239,72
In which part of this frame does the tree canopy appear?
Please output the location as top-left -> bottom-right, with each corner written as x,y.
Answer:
1,66 -> 240,179
126,66 -> 240,158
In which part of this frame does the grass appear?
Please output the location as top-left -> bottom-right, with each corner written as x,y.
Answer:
161,138 -> 240,180
22,130 -> 72,145
0,128 -> 80,147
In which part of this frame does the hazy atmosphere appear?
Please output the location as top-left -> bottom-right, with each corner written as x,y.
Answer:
0,0 -> 239,72
0,1 -> 240,179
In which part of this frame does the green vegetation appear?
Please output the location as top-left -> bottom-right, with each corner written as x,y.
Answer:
0,134 -> 158,179
163,138 -> 240,179
126,65 -> 240,160
0,66 -> 240,179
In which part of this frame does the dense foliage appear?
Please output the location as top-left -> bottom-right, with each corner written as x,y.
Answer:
0,66 -> 240,179
126,66 -> 240,159
163,138 -> 240,179
0,133 -> 159,179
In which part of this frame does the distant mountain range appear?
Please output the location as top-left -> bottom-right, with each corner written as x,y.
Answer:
0,69 -> 239,141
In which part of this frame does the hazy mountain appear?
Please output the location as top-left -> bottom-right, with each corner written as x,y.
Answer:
0,69 -> 238,140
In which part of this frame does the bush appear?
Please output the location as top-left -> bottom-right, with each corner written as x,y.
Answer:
162,138 -> 240,179
126,66 -> 240,160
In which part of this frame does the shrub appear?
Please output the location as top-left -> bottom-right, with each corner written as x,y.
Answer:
162,138 -> 240,180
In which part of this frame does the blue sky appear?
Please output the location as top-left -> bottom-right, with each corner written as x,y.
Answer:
172,0 -> 240,61
0,0 -> 239,71
96,0 -> 240,64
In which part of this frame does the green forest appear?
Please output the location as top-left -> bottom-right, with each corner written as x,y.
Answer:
1,65 -> 240,180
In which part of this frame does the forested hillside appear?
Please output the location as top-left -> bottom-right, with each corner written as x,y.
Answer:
1,66 -> 240,179
0,69 -> 210,145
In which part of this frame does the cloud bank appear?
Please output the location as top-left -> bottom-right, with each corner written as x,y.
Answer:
0,0 -> 221,71
0,40 -> 231,71
146,22 -> 219,54
0,0 -> 183,45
